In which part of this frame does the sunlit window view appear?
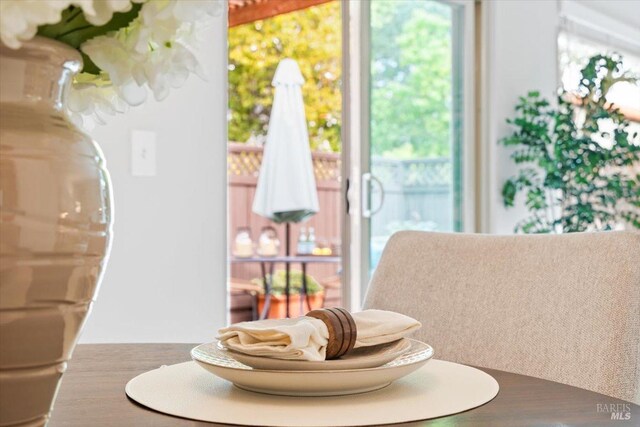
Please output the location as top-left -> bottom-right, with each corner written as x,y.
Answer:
559,31 -> 640,112
227,2 -> 343,322
228,3 -> 341,152
369,0 -> 463,268
558,30 -> 640,165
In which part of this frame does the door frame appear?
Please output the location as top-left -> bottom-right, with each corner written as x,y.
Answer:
341,0 -> 478,311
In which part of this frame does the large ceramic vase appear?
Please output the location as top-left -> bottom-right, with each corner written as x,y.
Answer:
0,37 -> 113,426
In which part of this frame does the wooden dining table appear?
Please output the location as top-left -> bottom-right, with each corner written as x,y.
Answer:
49,344 -> 638,427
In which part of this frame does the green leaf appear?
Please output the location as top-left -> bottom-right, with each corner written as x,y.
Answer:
525,187 -> 547,210
502,180 -> 517,207
37,4 -> 143,74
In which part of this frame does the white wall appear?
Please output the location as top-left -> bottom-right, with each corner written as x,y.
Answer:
483,0 -> 560,234
573,0 -> 640,29
483,0 -> 640,234
80,15 -> 227,343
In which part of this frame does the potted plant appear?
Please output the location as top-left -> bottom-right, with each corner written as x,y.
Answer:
0,2 -> 219,426
252,270 -> 325,318
501,54 -> 640,233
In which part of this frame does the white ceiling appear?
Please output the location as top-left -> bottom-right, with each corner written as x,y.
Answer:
579,0 -> 640,29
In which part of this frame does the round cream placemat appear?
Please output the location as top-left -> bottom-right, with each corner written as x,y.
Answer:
125,359 -> 499,426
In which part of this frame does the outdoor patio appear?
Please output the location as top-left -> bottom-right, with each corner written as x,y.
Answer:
227,142 -> 341,322
227,142 -> 453,321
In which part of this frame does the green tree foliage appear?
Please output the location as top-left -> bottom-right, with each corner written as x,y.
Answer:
501,55 -> 640,233
370,1 -> 451,158
228,2 -> 341,151
228,1 -> 454,157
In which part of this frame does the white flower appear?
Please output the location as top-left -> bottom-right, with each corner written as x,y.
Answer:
69,0 -> 220,123
0,0 -> 72,49
141,42 -> 200,101
1,0 -> 222,125
81,33 -> 137,86
84,0 -> 140,26
0,1 -> 142,49
67,77 -> 128,128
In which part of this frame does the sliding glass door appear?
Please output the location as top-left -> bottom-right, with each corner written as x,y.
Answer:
348,0 -> 474,301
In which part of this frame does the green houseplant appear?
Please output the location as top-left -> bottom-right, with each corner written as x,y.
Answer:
252,270 -> 324,318
252,269 -> 323,296
501,54 -> 640,233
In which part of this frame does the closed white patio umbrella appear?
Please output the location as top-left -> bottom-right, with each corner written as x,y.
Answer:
252,58 -> 319,317
252,58 -> 319,223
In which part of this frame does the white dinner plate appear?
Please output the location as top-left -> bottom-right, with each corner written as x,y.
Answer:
221,338 -> 412,371
191,339 -> 433,396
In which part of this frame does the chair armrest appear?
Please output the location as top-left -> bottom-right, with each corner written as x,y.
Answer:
229,279 -> 263,294
319,275 -> 341,290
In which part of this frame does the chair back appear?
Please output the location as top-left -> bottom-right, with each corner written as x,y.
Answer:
363,231 -> 640,403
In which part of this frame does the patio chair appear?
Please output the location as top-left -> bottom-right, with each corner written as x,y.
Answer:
363,231 -> 640,403
319,274 -> 341,308
229,278 -> 262,322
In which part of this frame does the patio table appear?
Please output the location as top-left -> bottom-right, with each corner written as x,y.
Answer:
49,344 -> 638,426
230,255 -> 341,319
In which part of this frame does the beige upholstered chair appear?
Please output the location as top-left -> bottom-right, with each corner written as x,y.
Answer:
363,231 -> 640,403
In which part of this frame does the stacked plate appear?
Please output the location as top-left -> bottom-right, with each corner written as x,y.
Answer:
191,338 -> 434,396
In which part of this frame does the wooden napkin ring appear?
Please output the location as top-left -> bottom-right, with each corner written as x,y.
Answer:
333,307 -> 357,354
306,308 -> 357,359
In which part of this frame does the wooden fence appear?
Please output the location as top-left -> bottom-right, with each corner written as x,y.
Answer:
228,143 -> 342,320
227,143 -> 454,320
370,157 -> 454,236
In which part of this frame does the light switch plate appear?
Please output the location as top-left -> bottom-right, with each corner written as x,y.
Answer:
131,130 -> 156,176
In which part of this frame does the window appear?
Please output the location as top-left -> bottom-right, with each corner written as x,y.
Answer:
367,0 -> 469,269
559,31 -> 640,115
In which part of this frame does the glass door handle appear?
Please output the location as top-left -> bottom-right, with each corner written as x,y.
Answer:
362,173 -> 385,218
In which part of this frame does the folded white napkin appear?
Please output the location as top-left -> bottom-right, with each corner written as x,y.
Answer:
217,309 -> 421,361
